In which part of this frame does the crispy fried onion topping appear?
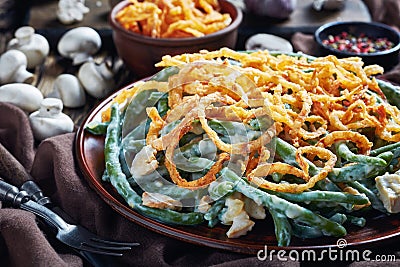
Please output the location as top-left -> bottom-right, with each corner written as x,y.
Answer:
116,48 -> 400,192
248,146 -> 337,193
147,91 -> 275,188
157,48 -> 400,143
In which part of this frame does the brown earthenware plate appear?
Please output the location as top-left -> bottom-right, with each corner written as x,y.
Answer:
75,82 -> 400,255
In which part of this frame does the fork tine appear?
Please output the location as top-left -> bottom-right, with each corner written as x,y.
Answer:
82,241 -> 133,251
78,245 -> 124,257
89,237 -> 140,247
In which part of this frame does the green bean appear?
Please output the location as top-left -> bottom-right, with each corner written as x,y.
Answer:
376,79 -> 400,109
221,168 -> 347,237
135,204 -> 204,225
85,121 -> 110,135
370,142 -> 400,156
328,164 -> 378,182
119,147 -> 132,178
271,173 -> 283,182
123,89 -> 158,135
208,180 -> 235,200
346,181 -> 386,213
390,147 -> 400,159
329,213 -> 347,225
105,104 -> 142,207
377,151 -> 395,163
176,140 -> 202,158
269,208 -> 292,246
102,169 -> 110,182
147,91 -> 168,117
346,215 -> 366,227
208,119 -> 246,136
175,138 -> 218,163
292,223 -> 323,239
105,104 -> 203,225
205,198 -> 226,227
122,119 -> 148,142
126,176 -> 137,187
150,66 -> 180,82
123,139 -> 146,154
366,89 -> 384,105
249,116 -> 274,131
148,91 -> 166,102
157,96 -> 169,117
134,166 -> 197,200
337,142 -> 387,166
173,139 -> 217,172
264,190 -> 369,205
275,137 -> 318,173
160,120 -> 181,136
208,119 -> 261,142
174,154 -> 214,172
303,203 -> 346,218
275,137 -> 341,192
328,152 -> 392,182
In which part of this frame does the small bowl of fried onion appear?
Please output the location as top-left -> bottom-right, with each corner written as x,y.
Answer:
109,0 -> 243,78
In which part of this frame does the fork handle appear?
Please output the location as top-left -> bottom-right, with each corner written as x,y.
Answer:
20,200 -> 71,231
21,180 -> 52,207
0,180 -> 70,231
0,180 -> 71,230
0,180 -> 30,206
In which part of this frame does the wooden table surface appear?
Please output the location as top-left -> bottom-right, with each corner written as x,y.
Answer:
0,1 -> 134,127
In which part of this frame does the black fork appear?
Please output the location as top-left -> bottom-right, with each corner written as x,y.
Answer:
0,180 -> 139,256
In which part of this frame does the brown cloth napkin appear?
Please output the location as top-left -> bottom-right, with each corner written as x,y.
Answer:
0,102 -> 303,267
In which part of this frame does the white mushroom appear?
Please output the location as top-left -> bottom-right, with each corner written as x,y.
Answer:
57,27 -> 102,65
226,210 -> 255,238
220,193 -> 245,225
197,195 -> 213,214
313,0 -> 345,11
142,192 -> 182,211
29,98 -> 74,141
50,74 -> 86,108
7,26 -> 50,69
0,83 -> 43,112
244,197 -> 266,220
245,33 -> 293,52
78,61 -> 115,98
130,145 -> 159,177
0,50 -> 34,84
375,172 -> 400,213
57,0 -> 90,25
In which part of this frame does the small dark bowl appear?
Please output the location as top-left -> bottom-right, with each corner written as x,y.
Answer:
315,21 -> 400,71
110,0 -> 242,78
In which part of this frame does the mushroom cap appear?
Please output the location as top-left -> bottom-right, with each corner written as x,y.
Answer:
38,98 -> 63,117
0,50 -> 29,83
0,83 -> 43,112
57,27 -> 102,61
245,34 -> 293,52
29,97 -> 74,141
53,74 -> 86,108
78,61 -> 115,98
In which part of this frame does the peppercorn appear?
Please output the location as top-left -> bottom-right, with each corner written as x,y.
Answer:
322,31 -> 394,54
